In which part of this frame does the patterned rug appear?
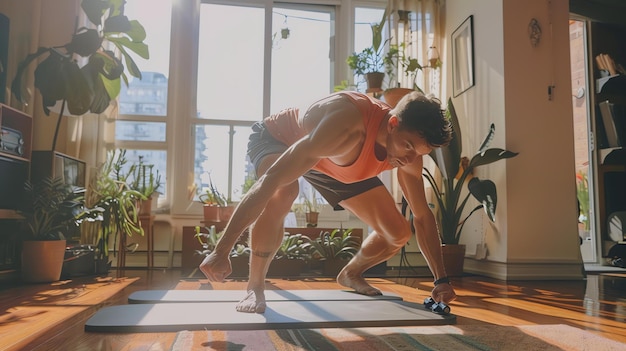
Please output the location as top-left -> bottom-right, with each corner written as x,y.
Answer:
170,324 -> 625,351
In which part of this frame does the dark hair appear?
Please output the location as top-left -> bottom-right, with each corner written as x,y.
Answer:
392,91 -> 452,147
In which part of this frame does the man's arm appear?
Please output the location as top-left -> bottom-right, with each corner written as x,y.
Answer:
397,158 -> 448,281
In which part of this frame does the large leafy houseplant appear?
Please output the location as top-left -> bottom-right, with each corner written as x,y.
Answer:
420,99 -> 519,245
21,177 -> 98,241
11,0 -> 149,151
83,149 -> 144,268
19,177 -> 101,282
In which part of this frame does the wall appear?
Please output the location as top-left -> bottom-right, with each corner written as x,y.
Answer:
445,0 -> 583,279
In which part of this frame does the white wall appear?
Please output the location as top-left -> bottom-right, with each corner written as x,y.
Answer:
445,0 -> 583,279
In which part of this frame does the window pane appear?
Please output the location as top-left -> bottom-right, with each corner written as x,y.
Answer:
271,6 -> 332,111
118,0 -> 171,116
115,121 -> 166,142
197,4 -> 264,120
194,124 -> 255,202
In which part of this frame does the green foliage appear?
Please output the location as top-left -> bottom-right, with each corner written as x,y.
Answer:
127,155 -> 162,198
12,0 -> 148,115
85,149 -> 144,260
194,226 -> 250,258
198,175 -> 228,206
11,0 -> 149,150
275,233 -> 312,260
346,8 -> 388,77
576,170 -> 590,230
384,43 -> 423,90
420,99 -> 519,244
302,229 -> 361,260
21,177 -> 100,241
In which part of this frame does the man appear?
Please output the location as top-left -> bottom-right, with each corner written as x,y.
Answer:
200,90 -> 457,313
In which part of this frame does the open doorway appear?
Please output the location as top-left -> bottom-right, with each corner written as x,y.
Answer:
569,19 -> 596,262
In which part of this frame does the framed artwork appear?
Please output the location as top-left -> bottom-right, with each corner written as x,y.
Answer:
452,15 -> 475,97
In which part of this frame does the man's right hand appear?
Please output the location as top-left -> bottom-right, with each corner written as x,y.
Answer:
199,252 -> 232,282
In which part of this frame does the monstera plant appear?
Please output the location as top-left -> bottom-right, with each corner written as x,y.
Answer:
11,0 -> 149,150
420,99 -> 519,245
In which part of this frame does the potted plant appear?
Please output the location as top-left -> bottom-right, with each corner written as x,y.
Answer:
346,9 -> 388,93
300,191 -> 323,228
302,228 -> 361,276
82,149 -> 144,273
19,177 -> 99,282
198,176 -> 234,223
268,233 -> 312,277
10,0 -> 149,151
127,154 -> 162,215
417,98 -> 518,275
382,43 -> 424,107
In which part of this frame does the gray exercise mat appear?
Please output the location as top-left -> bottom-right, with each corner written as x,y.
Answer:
85,299 -> 455,332
128,289 -> 403,304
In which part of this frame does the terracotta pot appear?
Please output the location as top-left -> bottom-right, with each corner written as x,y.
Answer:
305,211 -> 319,227
441,244 -> 466,277
365,72 -> 385,93
383,88 -> 414,108
203,205 -> 235,223
21,240 -> 67,283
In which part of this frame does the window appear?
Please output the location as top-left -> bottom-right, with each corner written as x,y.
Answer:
112,0 -> 389,216
116,0 -> 172,202
193,1 -> 334,204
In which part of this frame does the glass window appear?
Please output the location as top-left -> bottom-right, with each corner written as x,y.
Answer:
115,0 -> 172,202
197,4 -> 265,120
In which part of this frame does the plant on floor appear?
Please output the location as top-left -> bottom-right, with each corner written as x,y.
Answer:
11,0 -> 149,151
274,233 -> 312,261
83,149 -> 144,267
302,228 -> 361,261
419,98 -> 519,245
21,177 -> 99,241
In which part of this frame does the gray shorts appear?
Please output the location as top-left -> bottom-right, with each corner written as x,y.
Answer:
247,122 -> 383,210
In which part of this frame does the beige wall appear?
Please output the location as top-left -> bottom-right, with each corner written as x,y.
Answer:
445,0 -> 583,279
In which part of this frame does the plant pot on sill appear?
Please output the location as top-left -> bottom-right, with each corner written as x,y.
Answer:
305,211 -> 319,227
442,244 -> 466,277
139,192 -> 160,216
203,204 -> 235,223
21,240 -> 67,283
365,72 -> 385,94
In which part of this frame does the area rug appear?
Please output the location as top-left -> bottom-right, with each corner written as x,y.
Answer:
170,324 -> 625,351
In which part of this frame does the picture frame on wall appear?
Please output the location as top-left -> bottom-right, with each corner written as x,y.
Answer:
452,15 -> 475,97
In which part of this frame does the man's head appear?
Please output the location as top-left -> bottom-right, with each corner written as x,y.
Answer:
391,91 -> 452,148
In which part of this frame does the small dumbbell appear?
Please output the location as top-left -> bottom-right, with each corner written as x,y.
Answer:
423,297 -> 451,315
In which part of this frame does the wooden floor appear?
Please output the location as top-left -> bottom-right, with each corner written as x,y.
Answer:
1,268 -> 625,350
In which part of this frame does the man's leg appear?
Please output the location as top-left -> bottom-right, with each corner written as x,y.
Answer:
236,154 -> 299,313
337,186 -> 412,295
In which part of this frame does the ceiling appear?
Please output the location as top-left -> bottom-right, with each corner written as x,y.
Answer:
570,0 -> 626,27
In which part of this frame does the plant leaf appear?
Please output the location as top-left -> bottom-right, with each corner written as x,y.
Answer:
467,177 -> 497,222
81,0 -> 110,27
477,123 -> 495,155
11,47 -> 50,103
429,98 -> 462,180
469,148 -> 519,168
66,29 -> 102,57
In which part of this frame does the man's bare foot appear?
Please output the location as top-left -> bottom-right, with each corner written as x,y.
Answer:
337,267 -> 382,296
236,289 -> 267,313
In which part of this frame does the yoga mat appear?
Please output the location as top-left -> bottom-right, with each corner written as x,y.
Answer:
128,289 -> 403,304
85,299 -> 455,332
